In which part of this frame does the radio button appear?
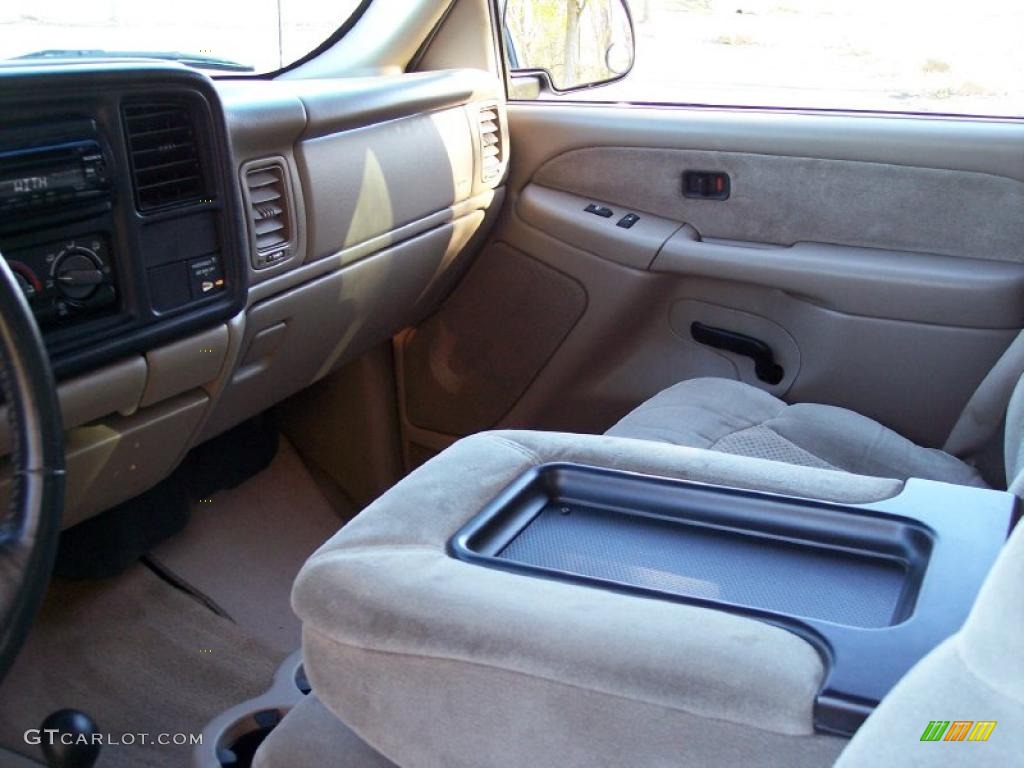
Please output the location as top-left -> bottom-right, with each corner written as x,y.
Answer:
188,255 -> 225,298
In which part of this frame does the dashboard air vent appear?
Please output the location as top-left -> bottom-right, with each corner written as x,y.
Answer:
123,102 -> 206,211
243,161 -> 293,268
478,105 -> 503,183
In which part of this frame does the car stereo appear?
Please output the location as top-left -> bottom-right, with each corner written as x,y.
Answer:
0,127 -> 118,331
0,140 -> 110,216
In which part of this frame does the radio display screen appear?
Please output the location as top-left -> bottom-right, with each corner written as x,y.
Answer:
0,165 -> 87,199
0,141 -> 106,209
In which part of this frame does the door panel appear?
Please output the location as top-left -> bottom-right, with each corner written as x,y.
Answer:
532,145 -> 1024,263
516,183 -> 1024,328
398,241 -> 587,438
397,104 -> 1024,462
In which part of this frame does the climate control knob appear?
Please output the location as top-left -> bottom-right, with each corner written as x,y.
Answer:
53,247 -> 104,301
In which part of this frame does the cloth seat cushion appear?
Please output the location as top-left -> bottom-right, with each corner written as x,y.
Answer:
606,378 -> 987,488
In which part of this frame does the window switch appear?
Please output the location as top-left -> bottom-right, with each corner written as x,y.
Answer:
585,203 -> 614,218
617,213 -> 640,229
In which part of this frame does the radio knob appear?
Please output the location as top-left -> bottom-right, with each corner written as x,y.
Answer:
53,248 -> 104,301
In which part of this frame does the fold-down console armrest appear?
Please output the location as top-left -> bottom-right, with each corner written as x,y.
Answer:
451,462 -> 1015,736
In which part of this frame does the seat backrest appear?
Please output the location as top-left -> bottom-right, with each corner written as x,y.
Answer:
944,329 -> 1024,490
835,519 -> 1023,766
1004,369 -> 1024,494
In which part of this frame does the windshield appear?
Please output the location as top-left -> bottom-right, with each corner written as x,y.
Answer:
1,0 -> 364,74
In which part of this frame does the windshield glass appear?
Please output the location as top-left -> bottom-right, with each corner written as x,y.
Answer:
1,0 -> 364,74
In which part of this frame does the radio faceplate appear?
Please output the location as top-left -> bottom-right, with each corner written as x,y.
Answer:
0,140 -> 110,217
0,125 -> 119,332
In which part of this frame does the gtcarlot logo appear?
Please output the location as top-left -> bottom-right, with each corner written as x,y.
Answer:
25,729 -> 202,747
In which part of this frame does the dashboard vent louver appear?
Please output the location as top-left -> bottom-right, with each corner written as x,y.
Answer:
123,102 -> 206,211
478,105 -> 503,183
243,161 -> 292,267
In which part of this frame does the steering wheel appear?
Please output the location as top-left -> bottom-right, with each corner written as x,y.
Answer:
0,254 -> 65,681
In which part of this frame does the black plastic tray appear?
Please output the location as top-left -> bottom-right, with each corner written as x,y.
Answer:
450,463 -> 1014,736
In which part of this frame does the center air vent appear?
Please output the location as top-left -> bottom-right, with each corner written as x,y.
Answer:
478,105 -> 503,183
243,160 -> 293,269
123,102 -> 206,211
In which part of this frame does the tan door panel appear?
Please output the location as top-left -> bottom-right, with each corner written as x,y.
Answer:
532,145 -> 1024,264
397,104 -> 1024,460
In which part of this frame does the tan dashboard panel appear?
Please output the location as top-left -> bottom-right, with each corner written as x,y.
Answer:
200,219 -> 486,442
140,324 -> 230,408
0,356 -> 146,457
297,107 -> 475,263
0,391 -> 208,529
61,392 -> 210,528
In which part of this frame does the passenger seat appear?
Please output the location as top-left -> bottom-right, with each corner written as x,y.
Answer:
606,376 -> 1006,490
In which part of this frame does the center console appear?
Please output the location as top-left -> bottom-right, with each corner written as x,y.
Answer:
0,63 -> 247,378
451,462 -> 1015,736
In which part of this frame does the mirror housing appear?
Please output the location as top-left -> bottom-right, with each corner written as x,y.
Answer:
504,0 -> 635,93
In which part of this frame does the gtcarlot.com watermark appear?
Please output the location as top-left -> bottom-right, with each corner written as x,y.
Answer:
25,729 -> 202,747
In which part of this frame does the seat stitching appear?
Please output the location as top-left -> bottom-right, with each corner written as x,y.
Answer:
488,434 -> 542,465
623,405 -> 773,445
615,426 -> 719,446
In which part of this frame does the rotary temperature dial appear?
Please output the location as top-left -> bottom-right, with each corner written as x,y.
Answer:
53,246 -> 105,301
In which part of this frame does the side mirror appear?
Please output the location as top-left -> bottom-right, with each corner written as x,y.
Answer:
504,0 -> 635,93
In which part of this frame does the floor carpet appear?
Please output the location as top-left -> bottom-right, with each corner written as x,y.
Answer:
150,437 -> 346,655
0,435 -> 349,767
0,564 -> 280,768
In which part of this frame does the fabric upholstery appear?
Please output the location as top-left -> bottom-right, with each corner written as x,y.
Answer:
606,378 -> 988,489
1004,369 -> 1024,496
294,431 -> 875,768
253,694 -> 396,768
945,328 -> 1024,461
533,146 -> 1024,264
835,521 -> 1024,766
305,628 -> 845,768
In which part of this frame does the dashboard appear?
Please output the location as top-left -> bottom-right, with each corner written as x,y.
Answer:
0,60 -> 507,528
0,63 -> 247,378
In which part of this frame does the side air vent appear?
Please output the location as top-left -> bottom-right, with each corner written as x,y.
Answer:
478,104 -> 504,184
243,160 -> 294,269
123,102 -> 206,211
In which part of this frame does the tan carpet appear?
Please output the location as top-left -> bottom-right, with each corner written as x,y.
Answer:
150,438 -> 346,655
0,564 -> 279,768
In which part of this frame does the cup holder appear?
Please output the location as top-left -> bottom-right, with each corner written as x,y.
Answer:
194,650 -> 306,768
215,708 -> 286,768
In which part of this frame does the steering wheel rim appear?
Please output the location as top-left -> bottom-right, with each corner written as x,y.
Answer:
0,253 -> 64,682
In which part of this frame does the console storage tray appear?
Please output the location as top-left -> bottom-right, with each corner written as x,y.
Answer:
450,463 -> 1013,736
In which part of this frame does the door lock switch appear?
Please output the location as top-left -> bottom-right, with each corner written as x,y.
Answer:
617,213 -> 640,229
584,203 -> 614,218
683,171 -> 730,200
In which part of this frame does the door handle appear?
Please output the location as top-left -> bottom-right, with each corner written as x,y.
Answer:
690,322 -> 784,385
